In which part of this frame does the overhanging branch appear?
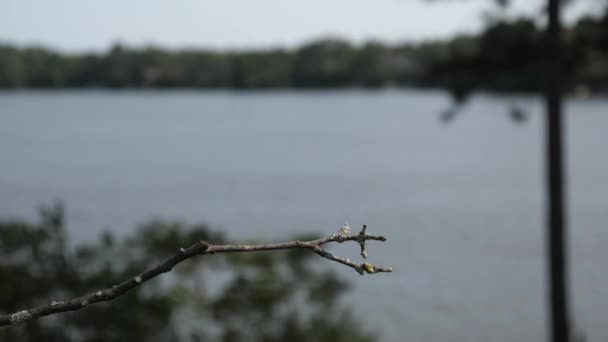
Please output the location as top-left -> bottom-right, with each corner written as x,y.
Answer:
0,224 -> 391,327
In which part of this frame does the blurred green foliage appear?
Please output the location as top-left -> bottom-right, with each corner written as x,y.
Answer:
0,203 -> 375,342
1,5 -> 608,94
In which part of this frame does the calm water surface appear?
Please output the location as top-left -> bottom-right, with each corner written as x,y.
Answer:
0,90 -> 607,341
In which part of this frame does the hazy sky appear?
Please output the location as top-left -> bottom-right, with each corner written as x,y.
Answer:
1,0 -> 599,52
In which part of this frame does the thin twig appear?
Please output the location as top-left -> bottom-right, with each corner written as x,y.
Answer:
0,224 -> 391,327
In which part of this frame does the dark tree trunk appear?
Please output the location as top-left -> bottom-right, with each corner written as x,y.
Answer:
545,0 -> 570,341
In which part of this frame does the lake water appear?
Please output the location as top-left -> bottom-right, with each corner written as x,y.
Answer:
1,90 -> 607,341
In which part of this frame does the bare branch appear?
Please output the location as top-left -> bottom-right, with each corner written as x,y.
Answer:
0,224 -> 391,327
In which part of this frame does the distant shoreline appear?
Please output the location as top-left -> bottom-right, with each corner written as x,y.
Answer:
1,87 -> 606,101
3,12 -> 608,97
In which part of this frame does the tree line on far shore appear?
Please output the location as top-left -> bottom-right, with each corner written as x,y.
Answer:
1,8 -> 607,95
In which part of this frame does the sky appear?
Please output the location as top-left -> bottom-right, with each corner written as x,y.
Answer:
1,0 -> 601,52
